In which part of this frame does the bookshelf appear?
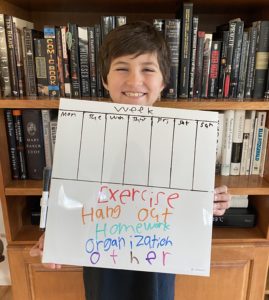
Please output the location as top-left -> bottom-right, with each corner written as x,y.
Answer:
0,0 -> 269,299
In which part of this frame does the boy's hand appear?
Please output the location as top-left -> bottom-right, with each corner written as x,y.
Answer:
29,233 -> 62,269
213,185 -> 231,216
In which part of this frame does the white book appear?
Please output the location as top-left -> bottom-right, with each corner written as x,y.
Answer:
259,127 -> 269,177
245,110 -> 257,175
251,111 -> 267,175
216,112 -> 224,175
221,110 -> 235,176
230,110 -> 245,175
230,194 -> 249,208
50,120 -> 58,156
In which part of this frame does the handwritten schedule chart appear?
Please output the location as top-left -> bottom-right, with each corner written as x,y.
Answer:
43,99 -> 218,276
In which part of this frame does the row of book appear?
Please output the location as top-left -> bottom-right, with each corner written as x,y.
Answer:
216,110 -> 268,176
1,3 -> 269,100
0,14 -> 126,99
5,109 -> 58,180
155,3 -> 269,100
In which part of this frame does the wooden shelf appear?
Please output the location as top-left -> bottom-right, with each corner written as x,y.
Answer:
12,225 -> 43,244
4,176 -> 269,196
1,99 -> 269,110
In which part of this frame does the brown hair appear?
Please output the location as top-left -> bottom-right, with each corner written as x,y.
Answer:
99,21 -> 171,86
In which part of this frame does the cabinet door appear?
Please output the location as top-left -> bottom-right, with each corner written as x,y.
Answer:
175,244 -> 269,300
8,246 -> 85,300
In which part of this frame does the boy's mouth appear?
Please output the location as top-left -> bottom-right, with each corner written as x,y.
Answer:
123,92 -> 145,97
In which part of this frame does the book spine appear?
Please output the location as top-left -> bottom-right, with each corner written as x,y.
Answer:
208,41 -> 221,98
41,110 -> 53,168
237,32 -> 249,99
221,109 -> 235,176
259,127 -> 268,176
115,16 -> 127,27
244,110 -> 256,175
0,14 -> 11,97
229,21 -> 244,98
4,109 -> 20,179
94,24 -> 103,97
163,19 -> 180,99
239,110 -> 253,175
193,31 -> 205,98
78,27 -> 90,97
12,109 -> 27,179
217,31 -> 229,98
245,26 -> 258,99
251,111 -> 267,174
230,195 -> 249,208
223,21 -> 237,98
201,33 -> 212,98
55,27 -> 65,97
88,26 -> 97,97
101,16 -> 115,42
4,15 -> 20,97
253,21 -> 269,99
50,120 -> 58,154
60,26 -> 71,97
153,19 -> 164,32
34,38 -> 49,96
179,3 -> 193,98
230,110 -> 245,175
188,16 -> 199,98
14,27 -> 26,97
22,109 -> 46,179
44,26 -> 60,98
23,29 -> 38,96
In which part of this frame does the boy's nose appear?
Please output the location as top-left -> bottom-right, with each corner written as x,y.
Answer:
126,71 -> 142,86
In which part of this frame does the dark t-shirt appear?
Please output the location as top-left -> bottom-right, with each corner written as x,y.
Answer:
83,267 -> 175,300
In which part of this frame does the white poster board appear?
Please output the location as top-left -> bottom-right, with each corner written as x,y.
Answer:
43,98 -> 218,276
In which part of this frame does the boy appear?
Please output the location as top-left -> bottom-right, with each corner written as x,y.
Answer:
31,21 -> 230,300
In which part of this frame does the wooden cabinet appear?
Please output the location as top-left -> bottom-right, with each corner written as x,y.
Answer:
1,0 -> 269,299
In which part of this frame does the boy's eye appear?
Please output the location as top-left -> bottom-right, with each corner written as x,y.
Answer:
143,68 -> 155,72
115,68 -> 128,71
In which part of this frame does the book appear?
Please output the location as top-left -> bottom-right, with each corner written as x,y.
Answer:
50,119 -> 58,155
78,27 -> 90,97
217,31 -> 229,98
221,110 -> 235,176
55,27 -> 65,97
240,110 -> 256,175
163,19 -> 181,99
230,195 -> 249,208
201,33 -> 212,98
259,127 -> 268,176
94,23 -> 103,97
100,16 -> 115,42
4,109 -> 20,179
237,31 -> 249,99
207,40 -> 221,98
12,109 -> 27,179
22,109 -> 46,179
213,207 -> 256,228
188,16 -> 199,98
230,110 -> 245,175
44,25 -> 60,98
23,28 -> 44,96
0,14 -> 11,97
115,16 -> 127,27
178,3 -> 193,98
251,111 -> 267,174
193,31 -> 205,98
34,38 -> 49,96
253,21 -> 269,99
60,26 -> 71,97
88,26 -> 97,97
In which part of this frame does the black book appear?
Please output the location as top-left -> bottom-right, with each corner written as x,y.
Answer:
60,26 -> 71,98
217,31 -> 229,98
12,109 -> 27,179
193,31 -> 205,98
44,26 -> 60,98
4,109 -> 20,179
237,32 -> 249,99
229,20 -> 244,98
245,26 -> 258,99
23,28 -> 44,96
0,14 -> 11,97
253,20 -> 269,99
163,19 -> 181,100
4,15 -> 19,97
94,24 -> 103,98
178,3 -> 193,98
88,26 -> 97,98
67,23 -> 81,98
101,16 -> 115,42
213,207 -> 256,228
78,26 -> 90,97
22,109 -> 46,179
201,33 -> 212,98
208,41 -> 221,98
188,16 -> 199,98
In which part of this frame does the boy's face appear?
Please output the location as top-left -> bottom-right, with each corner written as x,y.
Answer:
103,52 -> 165,106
